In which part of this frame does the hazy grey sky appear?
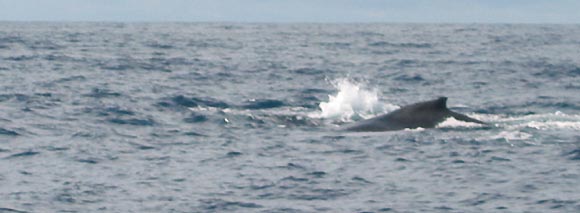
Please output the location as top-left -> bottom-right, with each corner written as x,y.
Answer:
1,0 -> 579,23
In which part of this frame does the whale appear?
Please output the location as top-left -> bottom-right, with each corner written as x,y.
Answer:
342,97 -> 486,132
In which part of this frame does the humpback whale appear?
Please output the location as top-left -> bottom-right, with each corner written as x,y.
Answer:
342,97 -> 486,132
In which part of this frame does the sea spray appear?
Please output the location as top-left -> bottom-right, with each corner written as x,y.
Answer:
316,78 -> 398,122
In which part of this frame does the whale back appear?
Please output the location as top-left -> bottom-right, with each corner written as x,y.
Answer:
380,97 -> 450,128
342,97 -> 486,132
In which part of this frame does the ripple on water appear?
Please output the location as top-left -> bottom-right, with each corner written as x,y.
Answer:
199,199 -> 263,211
393,73 -> 426,82
368,41 -> 433,48
0,128 -> 19,136
565,148 -> 580,160
291,68 -> 329,75
183,113 -> 208,123
0,207 -> 28,213
107,118 -> 156,126
83,88 -> 122,98
158,95 -> 229,109
4,151 -> 40,159
242,99 -> 285,110
0,94 -> 30,103
4,55 -> 38,61
84,106 -> 136,117
96,58 -> 171,72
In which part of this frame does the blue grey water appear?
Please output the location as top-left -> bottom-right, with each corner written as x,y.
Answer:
0,22 -> 579,212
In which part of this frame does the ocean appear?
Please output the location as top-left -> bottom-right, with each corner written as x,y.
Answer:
0,22 -> 579,212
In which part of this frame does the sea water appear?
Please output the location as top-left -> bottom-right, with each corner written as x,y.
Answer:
0,22 -> 579,212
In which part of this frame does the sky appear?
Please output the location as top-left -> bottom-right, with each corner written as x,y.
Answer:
1,0 -> 579,23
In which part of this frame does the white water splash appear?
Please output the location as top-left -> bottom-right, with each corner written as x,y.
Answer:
314,78 -> 398,122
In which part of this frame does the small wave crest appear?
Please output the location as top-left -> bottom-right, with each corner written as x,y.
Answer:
313,78 -> 398,122
436,112 -> 580,133
487,111 -> 580,130
472,112 -> 580,143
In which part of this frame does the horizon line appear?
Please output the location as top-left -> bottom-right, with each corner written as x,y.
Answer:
1,19 -> 579,25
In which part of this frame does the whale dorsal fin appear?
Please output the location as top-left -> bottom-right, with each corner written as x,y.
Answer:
432,97 -> 448,109
400,97 -> 448,113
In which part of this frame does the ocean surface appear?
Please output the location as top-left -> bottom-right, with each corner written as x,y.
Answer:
0,22 -> 579,212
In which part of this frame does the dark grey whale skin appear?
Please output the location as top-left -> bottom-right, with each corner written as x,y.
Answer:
342,97 -> 487,132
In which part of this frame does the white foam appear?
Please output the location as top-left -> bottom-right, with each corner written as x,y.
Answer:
314,78 -> 398,122
188,106 -> 221,113
486,111 -> 580,130
403,127 -> 426,132
437,117 -> 486,128
489,131 -> 533,142
472,111 -> 580,143
485,111 -> 579,122
524,121 -> 580,130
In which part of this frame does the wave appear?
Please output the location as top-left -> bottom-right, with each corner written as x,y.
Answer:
291,68 -> 329,75
0,207 -> 28,213
0,128 -> 19,136
242,99 -> 286,110
4,150 -> 39,159
368,41 -> 433,48
144,41 -> 174,49
199,199 -> 262,211
108,118 -> 155,126
529,61 -> 580,78
0,36 -> 64,51
83,88 -> 122,99
566,148 -> 580,160
442,112 -> 580,143
158,95 -> 230,109
84,106 -> 136,117
393,73 -> 426,82
487,112 -> 580,130
160,95 -> 293,112
4,55 -> 37,61
434,111 -> 580,140
185,105 -> 320,129
0,94 -> 30,102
